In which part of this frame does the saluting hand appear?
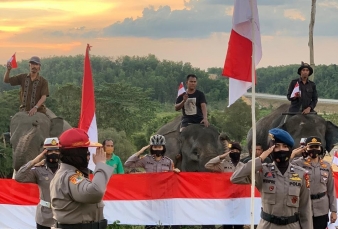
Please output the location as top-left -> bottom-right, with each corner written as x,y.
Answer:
137,145 -> 150,156
93,147 -> 106,165
32,149 -> 47,164
291,146 -> 306,159
259,145 -> 275,161
219,151 -> 230,160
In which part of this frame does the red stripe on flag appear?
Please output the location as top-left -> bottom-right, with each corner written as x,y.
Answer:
78,44 -> 95,131
222,29 -> 252,82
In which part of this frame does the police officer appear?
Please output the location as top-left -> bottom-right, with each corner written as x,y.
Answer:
15,137 -> 60,229
292,136 -> 337,229
50,128 -> 113,229
231,128 -> 313,229
205,142 -> 243,172
124,134 -> 180,173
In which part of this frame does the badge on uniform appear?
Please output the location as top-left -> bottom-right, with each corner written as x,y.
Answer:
291,196 -> 298,204
290,173 -> 301,181
321,163 -> 327,168
69,171 -> 84,185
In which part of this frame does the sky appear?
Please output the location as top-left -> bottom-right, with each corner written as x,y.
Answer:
1,0 -> 337,70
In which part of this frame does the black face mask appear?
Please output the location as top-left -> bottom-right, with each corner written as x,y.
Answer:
229,152 -> 240,163
302,151 -> 309,159
271,150 -> 292,167
151,150 -> 163,157
307,149 -> 321,159
46,153 -> 59,165
61,149 -> 89,178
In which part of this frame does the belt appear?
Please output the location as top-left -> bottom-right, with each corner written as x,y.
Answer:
261,210 -> 299,225
39,200 -> 51,208
56,219 -> 107,229
311,192 -> 326,200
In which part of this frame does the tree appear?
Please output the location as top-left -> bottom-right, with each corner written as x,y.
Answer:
309,0 -> 317,81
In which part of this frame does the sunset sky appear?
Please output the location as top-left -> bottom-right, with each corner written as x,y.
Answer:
1,0 -> 337,70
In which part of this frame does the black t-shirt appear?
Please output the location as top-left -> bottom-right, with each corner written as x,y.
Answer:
176,90 -> 207,118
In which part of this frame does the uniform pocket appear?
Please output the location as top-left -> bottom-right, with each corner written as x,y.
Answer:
320,170 -> 329,184
286,187 -> 300,207
262,184 -> 276,204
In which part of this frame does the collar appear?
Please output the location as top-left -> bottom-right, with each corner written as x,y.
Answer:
298,77 -> 309,84
26,73 -> 41,81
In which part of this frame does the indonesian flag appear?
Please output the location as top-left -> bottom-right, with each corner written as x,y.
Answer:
2,173 -> 338,228
222,0 -> 262,106
78,44 -> 98,171
333,150 -> 338,166
7,53 -> 17,68
290,81 -> 300,98
177,82 -> 186,97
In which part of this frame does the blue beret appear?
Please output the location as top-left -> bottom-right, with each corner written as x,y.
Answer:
268,128 -> 294,148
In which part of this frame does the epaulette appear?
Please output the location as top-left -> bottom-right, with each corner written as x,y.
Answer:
163,156 -> 172,161
292,164 -> 308,173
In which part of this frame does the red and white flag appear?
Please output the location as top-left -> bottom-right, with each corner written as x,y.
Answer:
177,82 -> 186,97
222,0 -> 262,106
78,44 -> 98,171
7,53 -> 18,68
333,150 -> 338,166
290,81 -> 300,98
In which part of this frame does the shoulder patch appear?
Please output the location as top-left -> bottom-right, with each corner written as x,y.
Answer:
69,171 -> 84,185
304,173 -> 310,188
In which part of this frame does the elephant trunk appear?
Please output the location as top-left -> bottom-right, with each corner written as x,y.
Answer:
13,121 -> 39,171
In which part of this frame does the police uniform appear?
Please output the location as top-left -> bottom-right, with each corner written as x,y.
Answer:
50,128 -> 113,229
15,160 -> 55,228
230,129 -> 313,229
125,154 -> 174,172
205,156 -> 243,172
292,137 -> 337,228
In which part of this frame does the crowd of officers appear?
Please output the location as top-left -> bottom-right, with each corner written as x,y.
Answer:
14,126 -> 337,229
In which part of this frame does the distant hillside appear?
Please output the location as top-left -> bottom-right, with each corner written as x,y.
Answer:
0,54 -> 337,102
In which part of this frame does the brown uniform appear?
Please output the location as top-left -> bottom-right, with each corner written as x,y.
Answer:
231,157 -> 313,229
15,160 -> 56,227
8,73 -> 49,113
50,162 -> 113,226
292,157 -> 337,216
205,156 -> 243,172
124,154 -> 174,173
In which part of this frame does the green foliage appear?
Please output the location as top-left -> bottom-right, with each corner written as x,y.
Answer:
0,144 -> 13,178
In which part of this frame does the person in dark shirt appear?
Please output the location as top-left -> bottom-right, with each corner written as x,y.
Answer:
241,143 -> 272,164
175,74 -> 209,132
287,62 -> 318,114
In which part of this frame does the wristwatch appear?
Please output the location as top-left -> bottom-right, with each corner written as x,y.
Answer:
34,106 -> 39,109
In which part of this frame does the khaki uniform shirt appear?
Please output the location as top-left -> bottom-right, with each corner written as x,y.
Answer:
292,157 -> 337,216
15,160 -> 56,227
50,162 -> 113,224
9,73 -> 49,113
205,156 -> 243,172
124,154 -> 174,173
231,157 -> 313,229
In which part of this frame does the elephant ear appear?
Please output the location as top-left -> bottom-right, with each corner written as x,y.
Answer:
50,117 -> 65,137
325,121 -> 338,152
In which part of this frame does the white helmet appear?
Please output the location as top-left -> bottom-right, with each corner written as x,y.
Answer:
149,134 -> 166,146
44,137 -> 60,150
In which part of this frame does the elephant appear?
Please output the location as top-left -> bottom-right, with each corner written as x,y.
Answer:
156,115 -> 230,172
10,108 -> 72,171
247,104 -> 338,153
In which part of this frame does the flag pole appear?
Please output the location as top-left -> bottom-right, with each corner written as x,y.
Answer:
249,0 -> 257,228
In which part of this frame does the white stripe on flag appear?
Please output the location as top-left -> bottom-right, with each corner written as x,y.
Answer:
87,114 -> 98,171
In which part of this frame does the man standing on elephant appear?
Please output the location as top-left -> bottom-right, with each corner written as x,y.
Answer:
175,74 -> 209,132
15,137 -> 60,229
287,62 -> 318,114
231,128 -> 313,229
291,136 -> 337,229
4,56 -> 49,116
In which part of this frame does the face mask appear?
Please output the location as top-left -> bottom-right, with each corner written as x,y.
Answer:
302,151 -> 309,159
105,147 -> 114,154
307,149 -> 320,159
271,150 -> 292,167
229,152 -> 240,163
151,150 -> 163,157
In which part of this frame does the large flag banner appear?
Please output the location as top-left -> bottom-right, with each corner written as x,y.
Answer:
290,81 -> 300,98
333,150 -> 338,166
177,82 -> 186,97
7,53 -> 18,69
78,44 -> 98,171
2,172 -> 338,228
222,0 -> 262,106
